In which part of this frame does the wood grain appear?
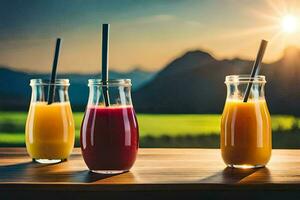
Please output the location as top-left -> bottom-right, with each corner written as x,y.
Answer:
1,148 -> 300,199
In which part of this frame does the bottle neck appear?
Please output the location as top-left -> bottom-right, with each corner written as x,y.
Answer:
30,84 -> 70,103
87,85 -> 133,107
226,82 -> 266,101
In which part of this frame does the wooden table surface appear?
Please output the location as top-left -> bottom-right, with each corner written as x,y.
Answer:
1,148 -> 300,199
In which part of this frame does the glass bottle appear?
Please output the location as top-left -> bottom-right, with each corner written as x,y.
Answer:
80,79 -> 139,174
25,79 -> 75,164
221,75 -> 272,168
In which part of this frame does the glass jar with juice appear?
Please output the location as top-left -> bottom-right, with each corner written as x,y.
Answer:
221,75 -> 272,168
25,79 -> 75,164
80,79 -> 139,174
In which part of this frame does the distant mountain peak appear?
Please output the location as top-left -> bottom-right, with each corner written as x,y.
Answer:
156,49 -> 216,75
129,67 -> 150,74
181,49 -> 214,60
283,46 -> 300,56
284,46 -> 300,53
280,46 -> 300,63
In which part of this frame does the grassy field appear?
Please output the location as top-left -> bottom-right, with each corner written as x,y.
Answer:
0,112 -> 300,147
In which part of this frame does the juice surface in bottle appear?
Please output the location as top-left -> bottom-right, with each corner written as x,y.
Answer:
221,99 -> 272,168
26,102 -> 75,160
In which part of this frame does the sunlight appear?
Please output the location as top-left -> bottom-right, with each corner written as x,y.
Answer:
281,15 -> 297,33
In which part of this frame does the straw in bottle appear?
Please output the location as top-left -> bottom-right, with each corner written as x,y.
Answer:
47,38 -> 62,105
101,24 -> 110,106
243,39 -> 268,102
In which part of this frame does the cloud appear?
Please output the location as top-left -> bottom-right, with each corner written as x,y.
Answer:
184,20 -> 202,26
152,14 -> 176,21
133,14 -> 201,27
136,14 -> 176,24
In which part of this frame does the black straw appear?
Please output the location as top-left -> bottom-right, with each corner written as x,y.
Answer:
102,24 -> 110,106
243,39 -> 268,102
47,38 -> 62,105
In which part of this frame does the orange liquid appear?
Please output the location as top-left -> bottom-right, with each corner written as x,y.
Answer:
25,102 -> 75,159
221,100 -> 272,168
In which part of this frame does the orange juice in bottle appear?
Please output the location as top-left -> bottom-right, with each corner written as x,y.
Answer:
25,79 -> 75,163
221,75 -> 272,168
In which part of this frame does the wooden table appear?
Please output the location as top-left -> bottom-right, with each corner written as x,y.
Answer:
1,148 -> 300,199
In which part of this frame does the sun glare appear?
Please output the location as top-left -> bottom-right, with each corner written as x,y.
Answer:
281,15 -> 297,33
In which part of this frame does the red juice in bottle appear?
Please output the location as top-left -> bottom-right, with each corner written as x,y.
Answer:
80,105 -> 139,173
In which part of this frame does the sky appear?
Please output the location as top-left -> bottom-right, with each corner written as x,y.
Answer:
1,0 -> 300,73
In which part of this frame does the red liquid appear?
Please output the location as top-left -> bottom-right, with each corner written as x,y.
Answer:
80,106 -> 139,171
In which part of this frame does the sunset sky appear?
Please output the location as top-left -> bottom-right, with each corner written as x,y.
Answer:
1,0 -> 300,73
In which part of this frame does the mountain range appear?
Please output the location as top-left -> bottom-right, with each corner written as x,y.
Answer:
133,46 -> 300,115
0,67 -> 155,111
2,46 -> 300,115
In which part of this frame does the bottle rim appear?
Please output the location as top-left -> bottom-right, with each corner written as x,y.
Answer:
225,75 -> 266,84
30,79 -> 70,86
88,79 -> 132,86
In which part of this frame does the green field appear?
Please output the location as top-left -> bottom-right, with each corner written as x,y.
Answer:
0,112 -> 300,147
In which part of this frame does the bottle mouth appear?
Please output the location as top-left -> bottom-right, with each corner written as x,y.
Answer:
30,79 -> 70,86
225,75 -> 266,84
88,79 -> 132,86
